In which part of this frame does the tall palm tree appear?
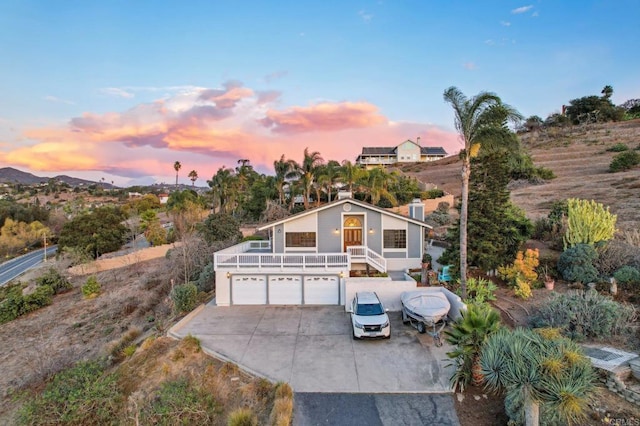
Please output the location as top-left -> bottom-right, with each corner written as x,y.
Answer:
188,170 -> 198,187
339,160 -> 363,193
443,86 -> 521,299
207,166 -> 235,213
365,167 -> 398,206
274,154 -> 295,205
319,160 -> 341,202
173,161 -> 182,187
289,148 -> 323,210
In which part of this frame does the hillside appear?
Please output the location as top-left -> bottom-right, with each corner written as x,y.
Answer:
0,167 -> 115,188
401,120 -> 640,231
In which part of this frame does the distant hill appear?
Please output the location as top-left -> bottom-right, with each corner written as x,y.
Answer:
0,167 -> 114,188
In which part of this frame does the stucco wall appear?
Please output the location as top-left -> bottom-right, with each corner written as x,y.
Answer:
344,277 -> 418,311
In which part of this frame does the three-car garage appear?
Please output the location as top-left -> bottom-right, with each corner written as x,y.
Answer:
230,274 -> 340,305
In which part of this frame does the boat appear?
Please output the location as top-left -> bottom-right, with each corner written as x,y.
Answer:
401,290 -> 452,346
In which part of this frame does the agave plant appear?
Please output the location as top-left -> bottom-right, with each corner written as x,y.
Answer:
480,327 -> 596,426
445,303 -> 501,390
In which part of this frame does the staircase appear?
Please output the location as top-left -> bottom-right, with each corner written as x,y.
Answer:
347,246 -> 387,273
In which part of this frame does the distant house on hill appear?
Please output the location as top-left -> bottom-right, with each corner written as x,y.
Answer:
158,193 -> 169,204
356,138 -> 447,168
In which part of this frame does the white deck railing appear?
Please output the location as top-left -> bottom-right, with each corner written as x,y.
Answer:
215,253 -> 350,270
347,246 -> 387,273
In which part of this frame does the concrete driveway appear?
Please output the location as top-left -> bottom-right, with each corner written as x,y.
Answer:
169,304 -> 455,393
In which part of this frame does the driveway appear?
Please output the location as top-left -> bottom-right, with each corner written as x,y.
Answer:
169,304 -> 455,393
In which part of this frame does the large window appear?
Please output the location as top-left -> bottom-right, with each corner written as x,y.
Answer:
383,229 -> 406,249
285,232 -> 316,247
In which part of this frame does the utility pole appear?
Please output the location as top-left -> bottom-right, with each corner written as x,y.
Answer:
43,232 -> 47,263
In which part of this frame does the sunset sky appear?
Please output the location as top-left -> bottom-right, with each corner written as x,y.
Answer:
1,1 -> 638,187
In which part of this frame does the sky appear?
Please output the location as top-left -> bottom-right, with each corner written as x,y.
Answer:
1,1 -> 639,187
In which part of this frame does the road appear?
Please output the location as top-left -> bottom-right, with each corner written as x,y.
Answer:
0,246 -> 58,286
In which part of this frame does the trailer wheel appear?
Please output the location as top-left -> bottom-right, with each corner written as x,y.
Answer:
417,322 -> 426,334
401,309 -> 409,324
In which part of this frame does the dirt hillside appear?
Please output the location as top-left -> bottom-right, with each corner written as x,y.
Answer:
402,120 -> 640,231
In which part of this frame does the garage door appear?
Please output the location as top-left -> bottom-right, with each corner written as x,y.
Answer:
232,275 -> 267,305
269,276 -> 302,305
304,276 -> 340,305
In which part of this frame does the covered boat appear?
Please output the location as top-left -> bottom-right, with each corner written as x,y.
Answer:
401,289 -> 452,346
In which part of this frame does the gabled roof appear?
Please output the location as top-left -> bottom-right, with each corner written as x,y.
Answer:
420,147 -> 447,155
258,197 -> 432,230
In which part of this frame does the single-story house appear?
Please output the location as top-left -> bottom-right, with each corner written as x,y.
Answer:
355,138 -> 447,168
213,194 -> 433,308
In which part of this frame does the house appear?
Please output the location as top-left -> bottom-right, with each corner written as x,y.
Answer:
213,195 -> 432,308
355,138 -> 447,168
158,193 -> 169,204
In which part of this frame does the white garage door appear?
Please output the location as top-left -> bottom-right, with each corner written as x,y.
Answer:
232,275 -> 267,305
304,276 -> 340,305
269,276 -> 303,305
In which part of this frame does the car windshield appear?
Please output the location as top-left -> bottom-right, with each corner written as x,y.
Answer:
355,303 -> 384,316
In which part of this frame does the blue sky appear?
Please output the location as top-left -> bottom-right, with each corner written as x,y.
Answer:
1,1 -> 638,186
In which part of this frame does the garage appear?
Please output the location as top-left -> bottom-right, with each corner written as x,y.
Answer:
230,274 -> 340,305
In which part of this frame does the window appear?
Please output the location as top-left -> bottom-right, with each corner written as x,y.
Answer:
383,229 -> 406,249
285,232 -> 316,247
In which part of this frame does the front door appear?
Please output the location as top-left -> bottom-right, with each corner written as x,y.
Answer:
343,216 -> 363,251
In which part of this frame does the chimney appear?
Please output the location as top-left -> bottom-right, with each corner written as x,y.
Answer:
337,191 -> 352,200
408,198 -> 424,221
416,136 -> 421,145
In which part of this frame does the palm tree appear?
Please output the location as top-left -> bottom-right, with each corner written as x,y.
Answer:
274,154 -> 295,205
317,160 -> 341,202
173,161 -> 182,187
365,167 -> 398,206
188,170 -> 198,187
207,166 -> 235,213
339,160 -> 363,193
445,303 -> 501,390
289,148 -> 323,209
481,328 -> 596,426
443,86 -> 521,299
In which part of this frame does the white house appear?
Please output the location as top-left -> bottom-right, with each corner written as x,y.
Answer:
213,196 -> 432,308
355,138 -> 447,168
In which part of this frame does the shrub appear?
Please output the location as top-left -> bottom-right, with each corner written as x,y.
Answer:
171,283 -> 199,313
195,262 -> 215,293
81,276 -> 101,298
122,345 -> 137,357
558,244 -> 599,283
606,143 -> 629,152
0,284 -> 24,324
609,150 -> 640,172
21,285 -> 54,314
227,408 -> 258,426
445,304 -> 501,390
460,277 -> 497,306
498,249 -> 539,299
18,361 -> 123,425
109,327 -> 142,360
534,167 -> 556,180
530,290 -> 636,340
424,188 -> 445,199
139,379 -> 218,425
613,265 -> 640,288
595,240 -> 640,277
563,198 -> 617,249
36,268 -> 72,294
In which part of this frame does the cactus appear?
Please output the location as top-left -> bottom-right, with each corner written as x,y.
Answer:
563,198 -> 617,249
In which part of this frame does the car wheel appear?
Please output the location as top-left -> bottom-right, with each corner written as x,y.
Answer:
417,322 -> 426,334
401,309 -> 409,324
384,334 -> 391,340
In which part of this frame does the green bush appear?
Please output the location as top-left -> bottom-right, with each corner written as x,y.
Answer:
606,143 -> 629,152
424,188 -> 445,199
82,276 -> 101,298
140,379 -> 218,425
530,290 -> 635,340
22,285 -> 54,314
558,244 -> 599,283
609,150 -> 640,172
195,262 -> 215,293
36,268 -> 72,294
613,265 -> 640,287
18,360 -> 123,425
534,166 -> 556,180
460,277 -> 497,306
171,283 -> 199,313
0,284 -> 24,324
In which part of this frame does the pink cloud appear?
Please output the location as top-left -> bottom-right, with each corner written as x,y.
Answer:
260,101 -> 387,134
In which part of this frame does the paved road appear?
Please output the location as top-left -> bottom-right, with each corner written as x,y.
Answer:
0,246 -> 58,286
293,393 -> 459,426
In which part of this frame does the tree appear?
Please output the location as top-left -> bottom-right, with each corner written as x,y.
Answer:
58,206 -> 127,259
339,160 -> 362,193
443,87 -> 522,298
316,160 -> 342,203
188,170 -> 198,187
601,84 -> 613,100
481,328 -> 597,426
289,148 -> 323,210
199,213 -> 242,245
173,161 -> 182,187
208,166 -> 235,214
274,155 -> 295,205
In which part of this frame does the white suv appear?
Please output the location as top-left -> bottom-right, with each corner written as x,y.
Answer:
349,291 -> 391,340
